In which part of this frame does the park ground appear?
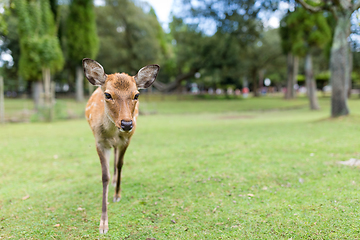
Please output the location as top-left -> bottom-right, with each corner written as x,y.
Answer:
1,95 -> 360,239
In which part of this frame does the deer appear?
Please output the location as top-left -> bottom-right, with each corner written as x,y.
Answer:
82,58 -> 159,234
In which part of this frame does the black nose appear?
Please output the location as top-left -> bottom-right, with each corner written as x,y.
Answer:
120,120 -> 133,131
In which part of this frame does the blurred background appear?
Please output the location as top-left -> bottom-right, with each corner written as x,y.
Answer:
0,0 -> 360,122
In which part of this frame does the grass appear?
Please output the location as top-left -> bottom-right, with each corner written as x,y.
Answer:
3,93 -> 311,121
1,95 -> 360,239
3,98 -> 85,122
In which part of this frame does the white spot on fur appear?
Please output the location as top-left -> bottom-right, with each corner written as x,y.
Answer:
89,114 -> 92,120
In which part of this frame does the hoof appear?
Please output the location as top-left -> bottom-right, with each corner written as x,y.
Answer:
113,195 -> 121,202
99,219 -> 109,234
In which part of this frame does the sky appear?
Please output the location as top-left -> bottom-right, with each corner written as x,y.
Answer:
143,0 -> 284,31
143,0 -> 175,30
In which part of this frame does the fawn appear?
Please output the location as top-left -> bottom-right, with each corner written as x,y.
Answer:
83,58 -> 159,234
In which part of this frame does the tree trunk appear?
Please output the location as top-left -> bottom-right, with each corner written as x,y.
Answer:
347,44 -> 353,98
293,55 -> 299,95
32,80 -> 44,110
76,66 -> 84,102
285,52 -> 293,99
252,68 -> 259,97
43,67 -> 53,121
305,53 -> 320,110
330,14 -> 350,117
259,69 -> 264,94
152,69 -> 199,92
285,53 -> 298,99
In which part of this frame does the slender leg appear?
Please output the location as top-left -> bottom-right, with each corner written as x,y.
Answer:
112,148 -> 118,187
96,145 -> 111,234
113,145 -> 128,202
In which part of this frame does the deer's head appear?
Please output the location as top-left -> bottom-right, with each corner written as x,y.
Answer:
83,58 -> 159,132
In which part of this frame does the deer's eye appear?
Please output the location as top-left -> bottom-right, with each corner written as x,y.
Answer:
134,93 -> 139,100
104,92 -> 112,100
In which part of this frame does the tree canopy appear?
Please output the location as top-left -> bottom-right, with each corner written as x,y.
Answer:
15,0 -> 64,81
281,7 -> 331,57
95,0 -> 164,75
65,0 -> 99,67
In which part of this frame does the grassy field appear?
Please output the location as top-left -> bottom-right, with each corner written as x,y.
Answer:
3,93 -> 312,121
1,96 -> 360,239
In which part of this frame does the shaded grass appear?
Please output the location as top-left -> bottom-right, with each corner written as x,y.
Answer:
1,97 -> 360,239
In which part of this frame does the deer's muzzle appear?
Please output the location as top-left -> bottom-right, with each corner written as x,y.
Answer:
120,120 -> 133,132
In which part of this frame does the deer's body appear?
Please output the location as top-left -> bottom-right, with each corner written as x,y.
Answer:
83,58 -> 159,234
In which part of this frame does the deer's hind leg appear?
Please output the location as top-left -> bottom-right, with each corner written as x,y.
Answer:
112,148 -> 119,187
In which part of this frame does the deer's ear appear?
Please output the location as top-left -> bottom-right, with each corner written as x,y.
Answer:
83,58 -> 107,86
134,64 -> 160,89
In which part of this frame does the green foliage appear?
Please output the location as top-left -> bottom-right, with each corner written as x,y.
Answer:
315,71 -> 330,81
0,3 -> 20,88
352,46 -> 360,82
95,0 -> 162,74
15,0 -> 64,81
280,7 -> 331,57
0,2 -> 10,35
149,7 -> 170,59
172,0 -> 287,90
66,0 -> 99,66
166,16 -> 247,88
180,0 -> 278,45
169,17 -> 211,70
297,74 -> 305,82
297,71 -> 331,83
242,29 -> 286,86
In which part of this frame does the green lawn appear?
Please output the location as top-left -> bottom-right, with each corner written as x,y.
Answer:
1,96 -> 360,239
3,93 -> 311,121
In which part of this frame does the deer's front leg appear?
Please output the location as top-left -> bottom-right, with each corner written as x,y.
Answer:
96,145 -> 111,234
113,145 -> 128,202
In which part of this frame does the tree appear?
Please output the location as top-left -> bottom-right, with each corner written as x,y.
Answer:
65,0 -> 98,101
0,3 -> 8,35
242,29 -> 285,96
153,16 -> 249,93
15,0 -> 64,110
296,0 -> 360,117
0,3 -> 9,124
280,13 -> 299,99
0,5 -> 21,93
153,17 -> 216,92
281,6 -> 331,110
95,0 -> 163,75
157,0 -> 283,94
